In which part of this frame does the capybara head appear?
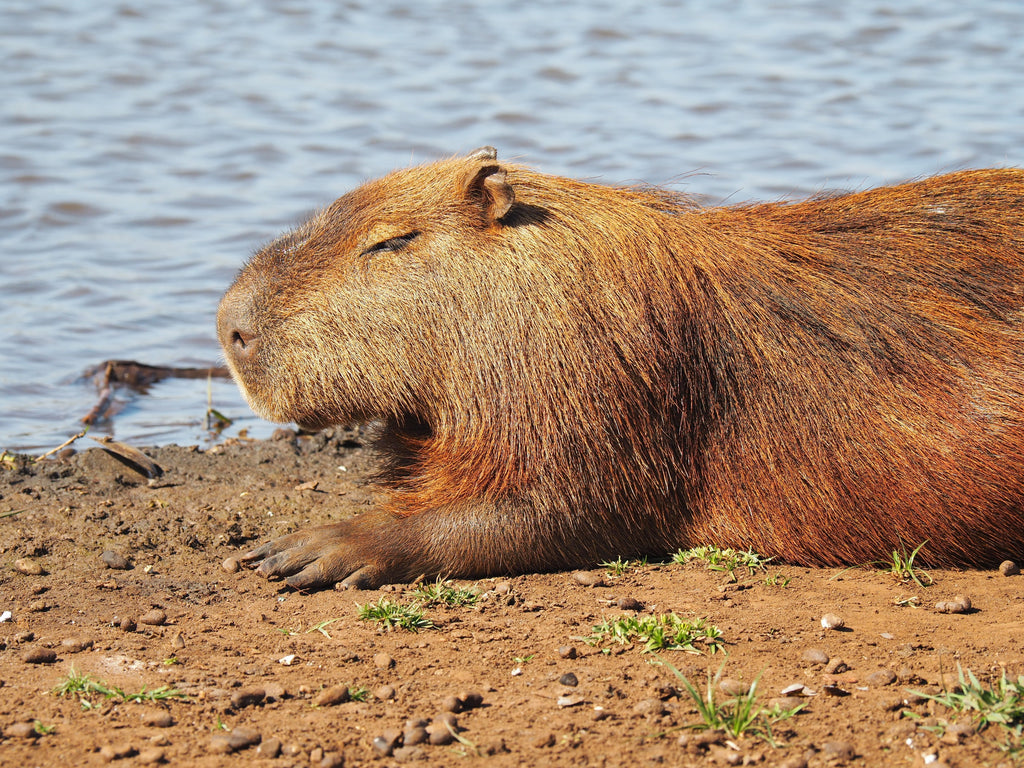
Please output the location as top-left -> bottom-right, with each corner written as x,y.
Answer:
220,149 -> 1024,586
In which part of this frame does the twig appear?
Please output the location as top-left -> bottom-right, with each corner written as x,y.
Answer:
35,429 -> 89,462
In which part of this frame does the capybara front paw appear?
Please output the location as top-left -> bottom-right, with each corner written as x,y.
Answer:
239,523 -> 390,590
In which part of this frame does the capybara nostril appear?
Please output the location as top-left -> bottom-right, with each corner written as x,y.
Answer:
230,327 -> 256,353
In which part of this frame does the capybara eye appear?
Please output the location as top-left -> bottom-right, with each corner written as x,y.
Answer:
362,231 -> 419,255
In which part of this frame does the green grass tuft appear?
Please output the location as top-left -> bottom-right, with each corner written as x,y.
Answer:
583,613 -> 723,655
356,597 -> 434,632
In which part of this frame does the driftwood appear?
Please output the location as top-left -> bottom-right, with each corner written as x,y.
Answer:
81,360 -> 230,426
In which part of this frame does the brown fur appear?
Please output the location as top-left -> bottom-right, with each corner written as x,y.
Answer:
218,148 -> 1024,588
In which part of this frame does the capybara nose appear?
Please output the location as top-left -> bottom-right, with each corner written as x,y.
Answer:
217,292 -> 259,363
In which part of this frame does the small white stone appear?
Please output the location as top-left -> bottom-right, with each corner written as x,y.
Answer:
821,613 -> 845,630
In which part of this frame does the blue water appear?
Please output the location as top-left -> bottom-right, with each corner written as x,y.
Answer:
2,0 -> 1022,451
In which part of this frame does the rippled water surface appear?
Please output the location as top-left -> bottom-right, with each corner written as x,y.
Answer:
2,0 -> 1022,451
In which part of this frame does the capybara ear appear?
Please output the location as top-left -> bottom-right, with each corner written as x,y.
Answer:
463,147 -> 515,223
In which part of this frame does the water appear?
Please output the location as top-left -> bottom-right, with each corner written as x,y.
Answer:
2,0 -> 1022,452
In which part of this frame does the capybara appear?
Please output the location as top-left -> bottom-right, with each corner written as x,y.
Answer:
217,146 -> 1024,589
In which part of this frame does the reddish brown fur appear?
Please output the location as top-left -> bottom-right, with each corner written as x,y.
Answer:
218,148 -> 1024,589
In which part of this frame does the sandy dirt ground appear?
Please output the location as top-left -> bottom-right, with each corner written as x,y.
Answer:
0,429 -> 1022,767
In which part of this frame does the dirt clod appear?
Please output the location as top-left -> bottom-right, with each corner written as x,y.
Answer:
802,648 -> 829,666
13,558 -> 45,576
139,609 -> 167,626
571,570 -> 606,587
866,669 -> 897,686
230,687 -> 266,709
313,684 -> 350,707
256,737 -> 281,758
23,647 -> 57,664
209,727 -> 261,754
101,550 -> 131,570
4,721 -> 39,739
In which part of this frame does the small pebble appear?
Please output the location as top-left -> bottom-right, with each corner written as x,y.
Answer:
571,570 -> 606,587
373,652 -> 394,669
820,613 -> 844,630
616,596 -> 643,611
310,747 -> 324,763
319,752 -> 345,768
230,687 -> 266,709
27,600 -> 48,613
533,733 -> 556,748
119,617 -> 137,632
61,637 -> 94,653
821,741 -> 855,762
136,747 -> 165,765
778,756 -> 809,768
999,560 -> 1020,576
100,743 -> 137,761
102,550 -> 131,570
13,558 -> 45,576
801,648 -> 829,666
941,721 -> 976,745
459,690 -> 483,709
264,682 -> 287,701
824,657 -> 849,675
222,557 -> 240,573
559,672 -> 579,687
866,669 -> 897,687
209,727 -> 261,754
13,630 -> 34,643
493,581 -> 512,594
404,725 -> 428,746
441,694 -> 462,713
374,684 -> 396,700
426,721 -> 454,746
632,698 -> 667,717
557,645 -> 577,659
935,595 -> 971,614
435,712 -> 458,728
719,678 -> 750,697
139,609 -> 167,627
23,647 -> 57,664
257,738 -> 282,758
392,746 -> 425,763
4,721 -> 38,739
371,738 -> 393,758
313,684 -> 350,707
557,694 -> 585,708
142,710 -> 174,728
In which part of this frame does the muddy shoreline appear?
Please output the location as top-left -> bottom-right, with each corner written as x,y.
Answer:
0,431 -> 1021,767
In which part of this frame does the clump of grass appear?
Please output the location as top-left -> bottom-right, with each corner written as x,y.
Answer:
348,685 -> 369,702
583,613 -> 723,655
53,668 -> 187,710
889,540 -> 932,588
357,597 -> 434,632
409,578 -> 479,607
910,666 -> 1024,739
670,663 -> 804,744
600,556 -> 648,576
762,572 -> 791,587
673,546 -> 771,581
